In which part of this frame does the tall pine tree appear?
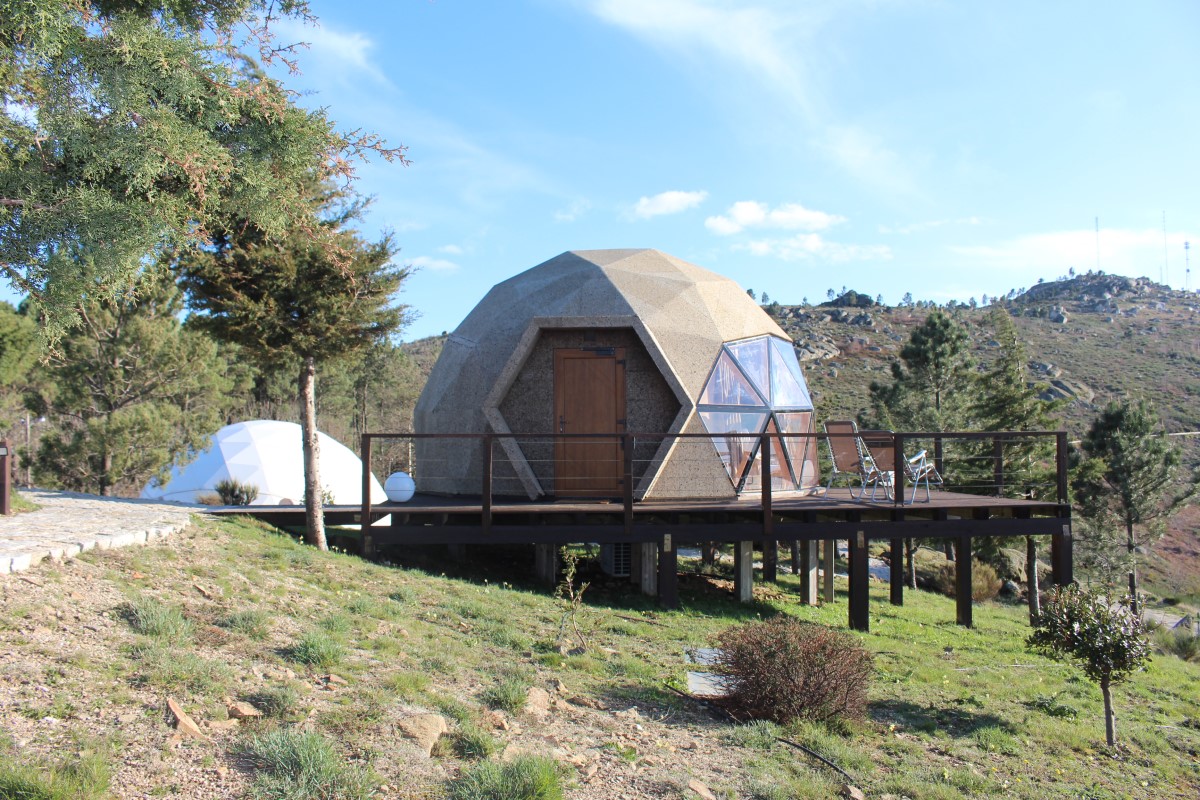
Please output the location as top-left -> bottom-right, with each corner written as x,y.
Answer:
173,185 -> 410,550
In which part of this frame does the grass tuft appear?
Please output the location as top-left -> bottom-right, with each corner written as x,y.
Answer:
448,755 -> 563,800
121,596 -> 192,641
238,729 -> 374,800
0,742 -> 111,800
452,722 -> 501,760
216,609 -> 271,640
286,631 -> 347,669
481,672 -> 532,714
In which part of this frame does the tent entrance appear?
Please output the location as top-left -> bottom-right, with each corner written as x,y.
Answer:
553,347 -> 626,497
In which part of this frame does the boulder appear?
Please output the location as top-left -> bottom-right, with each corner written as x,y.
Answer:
399,714 -> 448,757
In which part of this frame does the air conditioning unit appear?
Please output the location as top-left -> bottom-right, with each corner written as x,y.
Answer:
600,542 -> 632,577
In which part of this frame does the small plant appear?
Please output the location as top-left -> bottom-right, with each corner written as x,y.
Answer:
452,722 -> 500,760
121,596 -> 193,641
1025,693 -> 1078,719
932,560 -> 1002,601
448,755 -> 564,800
972,725 -> 1019,755
554,548 -> 591,653
727,720 -> 781,750
246,685 -> 301,720
1154,626 -> 1200,662
286,630 -> 346,669
0,745 -> 111,800
711,616 -> 873,724
215,478 -> 259,506
217,609 -> 271,640
481,671 -> 532,714
384,671 -> 430,700
1027,585 -> 1151,746
238,729 -> 374,800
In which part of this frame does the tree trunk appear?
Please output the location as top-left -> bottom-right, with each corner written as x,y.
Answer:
1101,678 -> 1116,746
299,356 -> 327,551
944,540 -> 954,561
1126,521 -> 1138,616
1026,535 -> 1040,623
100,450 -> 112,496
906,538 -> 917,589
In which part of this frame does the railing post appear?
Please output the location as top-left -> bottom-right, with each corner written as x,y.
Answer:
623,433 -> 633,536
993,435 -> 1004,497
934,436 -> 944,481
1055,432 -> 1069,504
481,435 -> 492,535
360,434 -> 373,558
761,431 -> 773,539
892,432 -> 905,506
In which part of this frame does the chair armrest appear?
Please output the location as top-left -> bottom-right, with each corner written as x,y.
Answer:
907,450 -> 928,465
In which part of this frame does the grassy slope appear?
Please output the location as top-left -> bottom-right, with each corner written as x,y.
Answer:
1,517 -> 1197,799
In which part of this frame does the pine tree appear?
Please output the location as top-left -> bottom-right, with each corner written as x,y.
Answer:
1072,399 -> 1197,615
26,272 -> 233,495
0,0 -> 404,340
173,185 -> 411,550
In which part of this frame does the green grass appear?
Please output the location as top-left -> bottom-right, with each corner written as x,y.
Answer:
126,641 -> 232,694
238,729 -> 374,800
451,722 -> 501,760
121,595 -> 193,641
448,755 -> 564,800
216,609 -> 271,640
481,671 -> 532,714
0,741 -> 111,800
286,630 -> 347,669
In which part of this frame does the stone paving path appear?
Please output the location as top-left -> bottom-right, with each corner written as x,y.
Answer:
0,489 -> 199,574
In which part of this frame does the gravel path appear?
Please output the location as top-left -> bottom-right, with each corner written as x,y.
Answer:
0,489 -> 198,574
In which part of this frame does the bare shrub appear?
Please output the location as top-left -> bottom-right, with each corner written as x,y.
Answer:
932,560 -> 1001,601
215,478 -> 258,506
710,616 -> 873,724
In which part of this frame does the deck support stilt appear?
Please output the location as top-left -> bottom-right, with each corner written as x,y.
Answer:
889,538 -> 904,606
956,536 -> 973,627
798,540 -> 818,605
763,540 -> 778,582
657,535 -> 678,609
534,543 -> 558,586
637,542 -> 658,596
849,530 -> 869,632
790,541 -> 801,574
734,541 -> 753,603
823,539 -> 836,603
1052,522 -> 1073,586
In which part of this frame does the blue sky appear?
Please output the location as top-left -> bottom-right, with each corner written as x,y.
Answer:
101,2 -> 1200,339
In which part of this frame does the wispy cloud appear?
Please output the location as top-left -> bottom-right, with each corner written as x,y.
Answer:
437,244 -> 464,255
879,217 -> 982,235
739,234 -> 892,263
706,200 -> 843,236
554,198 -> 591,223
628,190 -> 708,220
272,18 -> 389,86
410,255 -> 461,273
948,227 -> 1197,286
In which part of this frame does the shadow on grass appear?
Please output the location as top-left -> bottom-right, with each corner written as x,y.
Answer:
870,699 -> 1016,737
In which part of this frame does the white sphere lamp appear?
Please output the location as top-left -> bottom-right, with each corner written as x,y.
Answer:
384,471 -> 416,503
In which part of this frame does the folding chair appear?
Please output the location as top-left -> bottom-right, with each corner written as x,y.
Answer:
859,434 -> 945,504
822,421 -> 878,499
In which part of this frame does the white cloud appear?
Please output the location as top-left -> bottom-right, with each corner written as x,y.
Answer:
554,198 -> 591,223
410,255 -> 460,273
947,227 -> 1199,288
738,234 -> 892,263
438,244 -> 464,255
879,217 -> 982,235
629,190 -> 708,220
705,201 -> 844,236
272,18 -> 388,85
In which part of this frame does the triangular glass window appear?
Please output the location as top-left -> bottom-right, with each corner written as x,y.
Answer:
699,351 -> 765,406
742,417 -> 797,491
776,411 -> 819,490
699,410 -> 769,484
727,338 -> 769,401
769,337 -> 813,409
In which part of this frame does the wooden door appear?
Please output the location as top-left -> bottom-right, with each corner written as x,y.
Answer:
553,347 -> 626,497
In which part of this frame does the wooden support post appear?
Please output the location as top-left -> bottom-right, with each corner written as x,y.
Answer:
481,435 -> 493,535
956,536 -> 973,628
734,541 -> 753,603
889,538 -> 904,606
658,534 -> 678,609
1052,522 -> 1074,586
763,541 -> 778,582
360,435 -> 372,557
622,433 -> 633,536
798,540 -> 818,606
993,435 -> 1004,496
849,530 -> 869,632
790,540 -> 801,574
1055,432 -> 1069,504
534,543 -> 558,586
823,539 -> 836,602
638,542 -> 658,596
892,433 -> 905,506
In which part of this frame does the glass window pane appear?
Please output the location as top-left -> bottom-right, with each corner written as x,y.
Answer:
777,411 -> 819,490
743,417 -> 796,491
700,350 -> 766,406
699,410 -> 769,485
726,337 -> 769,400
769,337 -> 813,409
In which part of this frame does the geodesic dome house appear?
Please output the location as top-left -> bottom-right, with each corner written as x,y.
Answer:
413,249 -> 819,501
141,420 -> 386,505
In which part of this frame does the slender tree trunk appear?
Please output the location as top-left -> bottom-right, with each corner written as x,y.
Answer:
906,538 -> 917,589
1126,521 -> 1138,616
702,542 -> 716,568
1101,677 -> 1116,747
944,540 -> 954,561
1026,535 -> 1040,623
299,356 -> 327,551
100,450 -> 112,496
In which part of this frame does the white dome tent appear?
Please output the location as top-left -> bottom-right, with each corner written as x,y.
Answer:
142,420 -> 386,506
